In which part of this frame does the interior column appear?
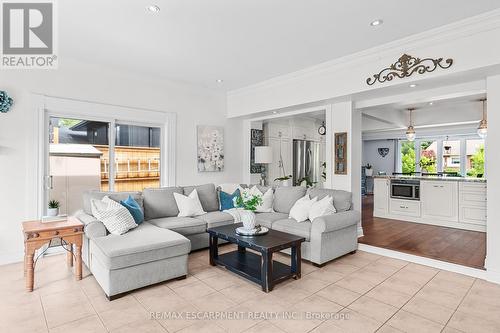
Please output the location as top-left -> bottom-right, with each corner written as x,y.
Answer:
486,75 -> 500,283
327,101 -> 363,237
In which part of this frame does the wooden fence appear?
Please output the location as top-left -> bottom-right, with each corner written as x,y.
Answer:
94,145 -> 160,192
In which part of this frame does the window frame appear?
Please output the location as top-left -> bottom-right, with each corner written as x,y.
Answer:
397,135 -> 486,177
36,95 -> 175,217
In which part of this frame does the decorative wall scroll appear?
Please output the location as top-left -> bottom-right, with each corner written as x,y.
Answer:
378,148 -> 390,157
334,132 -> 347,175
250,129 -> 264,174
366,54 -> 453,86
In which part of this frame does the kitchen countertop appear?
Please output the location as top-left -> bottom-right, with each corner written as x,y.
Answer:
373,175 -> 487,183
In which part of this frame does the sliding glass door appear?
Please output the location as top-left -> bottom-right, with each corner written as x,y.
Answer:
112,123 -> 161,192
48,117 -> 110,216
46,116 -> 162,216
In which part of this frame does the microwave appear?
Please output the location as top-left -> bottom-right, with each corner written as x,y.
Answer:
391,179 -> 420,200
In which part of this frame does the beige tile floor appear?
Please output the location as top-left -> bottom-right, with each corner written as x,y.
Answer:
1,245 -> 500,333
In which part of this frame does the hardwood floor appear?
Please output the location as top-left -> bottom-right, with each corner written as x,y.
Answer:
359,195 -> 486,269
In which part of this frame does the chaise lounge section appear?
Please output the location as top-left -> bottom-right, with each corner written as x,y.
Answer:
75,184 -> 359,298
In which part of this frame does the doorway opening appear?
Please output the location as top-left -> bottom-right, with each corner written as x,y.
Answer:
358,93 -> 487,269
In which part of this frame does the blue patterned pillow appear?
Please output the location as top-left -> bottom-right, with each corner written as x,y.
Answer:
120,195 -> 144,224
219,189 -> 241,211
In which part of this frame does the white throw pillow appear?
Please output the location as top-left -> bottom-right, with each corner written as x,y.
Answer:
91,196 -> 137,235
174,189 -> 206,217
250,186 -> 274,213
289,194 -> 317,222
309,195 -> 337,221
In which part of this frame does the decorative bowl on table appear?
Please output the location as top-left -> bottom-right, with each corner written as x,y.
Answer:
235,224 -> 269,236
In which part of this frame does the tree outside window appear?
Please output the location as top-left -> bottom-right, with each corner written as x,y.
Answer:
419,140 -> 437,173
467,144 -> 485,178
401,141 -> 415,174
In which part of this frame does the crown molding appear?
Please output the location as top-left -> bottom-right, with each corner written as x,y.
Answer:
228,9 -> 500,98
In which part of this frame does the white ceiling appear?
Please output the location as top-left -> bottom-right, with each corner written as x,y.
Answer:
60,1 -> 500,90
361,94 -> 486,132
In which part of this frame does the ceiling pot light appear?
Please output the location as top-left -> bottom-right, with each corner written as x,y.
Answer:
409,83 -> 417,88
406,108 -> 416,141
216,79 -> 223,83
370,19 -> 383,26
147,5 -> 160,12
477,98 -> 487,138
429,102 -> 434,106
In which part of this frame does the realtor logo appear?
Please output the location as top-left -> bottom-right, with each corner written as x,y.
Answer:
1,1 -> 57,68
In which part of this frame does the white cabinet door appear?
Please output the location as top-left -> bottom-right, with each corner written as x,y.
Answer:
390,199 -> 421,217
459,182 -> 487,225
267,124 -> 290,139
373,178 -> 389,216
421,181 -> 459,222
267,138 -> 292,184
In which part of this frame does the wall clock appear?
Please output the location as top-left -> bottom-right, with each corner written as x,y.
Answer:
318,122 -> 326,135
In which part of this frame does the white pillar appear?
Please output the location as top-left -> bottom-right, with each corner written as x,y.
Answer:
327,101 -> 363,236
486,76 -> 500,283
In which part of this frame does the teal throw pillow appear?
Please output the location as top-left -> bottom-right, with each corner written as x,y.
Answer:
219,189 -> 241,211
120,195 -> 144,224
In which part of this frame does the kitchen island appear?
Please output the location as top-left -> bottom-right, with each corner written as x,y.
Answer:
373,175 -> 486,232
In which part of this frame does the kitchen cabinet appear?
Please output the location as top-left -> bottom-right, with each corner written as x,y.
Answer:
266,137 -> 292,184
292,126 -> 316,141
373,178 -> 389,216
421,181 -> 458,222
390,198 -> 421,217
267,123 -> 290,139
459,182 -> 487,225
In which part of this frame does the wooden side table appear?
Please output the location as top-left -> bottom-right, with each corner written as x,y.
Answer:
22,217 -> 84,292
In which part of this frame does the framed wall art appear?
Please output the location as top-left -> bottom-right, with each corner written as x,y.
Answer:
197,125 -> 224,172
250,129 -> 264,174
334,132 -> 347,175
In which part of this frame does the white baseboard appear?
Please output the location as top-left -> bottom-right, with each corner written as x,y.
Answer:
358,244 -> 494,282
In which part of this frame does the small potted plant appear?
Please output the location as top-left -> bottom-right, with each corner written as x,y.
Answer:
235,193 -> 263,230
365,163 -> 373,177
274,175 -> 292,187
296,177 -> 317,188
47,200 -> 60,217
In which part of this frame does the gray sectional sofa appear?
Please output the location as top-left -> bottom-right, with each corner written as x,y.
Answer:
75,184 -> 359,299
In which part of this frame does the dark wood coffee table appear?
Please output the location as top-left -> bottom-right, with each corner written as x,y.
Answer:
207,223 -> 305,292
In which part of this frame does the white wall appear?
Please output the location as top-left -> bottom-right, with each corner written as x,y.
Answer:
363,140 -> 396,176
0,58 -> 243,265
486,75 -> 500,283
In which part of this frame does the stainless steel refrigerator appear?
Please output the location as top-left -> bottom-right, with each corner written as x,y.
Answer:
293,139 -> 321,186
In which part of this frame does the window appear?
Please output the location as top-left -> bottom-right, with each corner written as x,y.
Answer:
49,117 -> 110,215
467,139 -> 485,178
420,140 -> 437,173
400,141 -> 415,174
113,124 -> 161,192
48,117 -> 163,215
398,136 -> 487,177
442,140 -> 460,175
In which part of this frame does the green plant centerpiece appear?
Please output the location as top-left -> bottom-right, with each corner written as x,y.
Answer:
234,192 -> 263,231
47,200 -> 60,217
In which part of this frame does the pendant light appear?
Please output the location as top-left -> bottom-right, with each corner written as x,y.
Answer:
406,108 -> 416,141
477,98 -> 487,138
